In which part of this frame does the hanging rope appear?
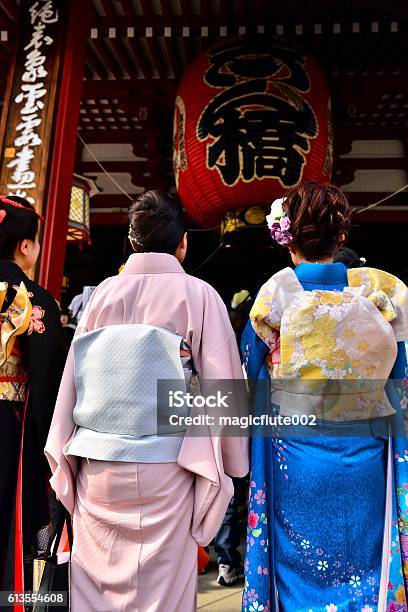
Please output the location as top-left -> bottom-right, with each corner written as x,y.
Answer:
191,242 -> 224,274
77,133 -> 134,201
352,183 -> 408,215
188,225 -> 221,232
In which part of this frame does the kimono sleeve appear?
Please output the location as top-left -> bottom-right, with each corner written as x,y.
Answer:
22,289 -> 66,456
44,345 -> 78,514
250,267 -> 302,349
195,285 -> 249,478
241,311 -> 269,380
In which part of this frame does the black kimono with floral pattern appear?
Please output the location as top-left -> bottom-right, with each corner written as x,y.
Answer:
0,262 -> 65,596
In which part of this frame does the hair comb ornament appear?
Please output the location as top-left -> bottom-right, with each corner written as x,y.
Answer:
266,197 -> 292,246
128,224 -> 143,248
0,196 -> 44,221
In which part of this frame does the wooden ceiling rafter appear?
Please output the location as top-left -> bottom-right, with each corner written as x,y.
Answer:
86,40 -> 110,79
364,0 -> 408,19
82,79 -> 178,99
119,0 -> 136,19
92,35 -> 124,79
95,0 -> 118,22
83,62 -> 95,80
198,0 -> 209,21
162,30 -> 182,79
0,41 -> 11,64
144,32 -> 168,79
126,34 -> 153,79
79,101 -> 99,131
139,0 -> 155,22
0,0 -> 18,23
181,27 -> 195,68
109,33 -> 141,80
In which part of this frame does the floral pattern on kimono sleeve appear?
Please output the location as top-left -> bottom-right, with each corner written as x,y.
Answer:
241,318 -> 269,381
250,268 -> 303,351
250,278 -> 282,350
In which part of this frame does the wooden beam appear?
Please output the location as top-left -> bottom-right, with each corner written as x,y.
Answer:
98,0 -> 117,21
92,36 -> 123,79
127,36 -> 153,79
39,0 -> 91,298
0,0 -> 18,22
365,0 -> 408,19
86,40 -> 109,79
75,130 -> 146,144
145,34 -> 168,79
199,0 -> 209,21
160,0 -> 173,20
0,12 -> 12,29
180,0 -> 191,21
140,0 -> 154,22
339,158 -> 407,171
331,74 -> 408,92
91,194 -> 132,208
83,62 -> 94,80
119,0 -> 135,20
352,209 -> 408,223
345,192 -> 408,206
79,110 -> 99,131
109,36 -> 140,79
333,125 -> 408,141
91,211 -> 128,225
82,79 -> 177,105
82,160 -> 151,174
0,44 -> 12,66
82,79 -> 134,98
161,34 -> 182,79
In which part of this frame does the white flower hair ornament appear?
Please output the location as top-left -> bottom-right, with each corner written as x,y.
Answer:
266,197 -> 292,246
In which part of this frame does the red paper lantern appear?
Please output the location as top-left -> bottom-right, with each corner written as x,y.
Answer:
173,38 -> 332,227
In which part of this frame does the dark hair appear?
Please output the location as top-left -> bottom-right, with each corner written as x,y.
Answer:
0,196 -> 39,260
284,181 -> 351,260
128,190 -> 186,254
333,246 -> 366,268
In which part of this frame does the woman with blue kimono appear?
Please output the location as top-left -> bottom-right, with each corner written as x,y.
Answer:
242,181 -> 408,612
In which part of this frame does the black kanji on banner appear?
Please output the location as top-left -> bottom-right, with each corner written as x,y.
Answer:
197,40 -> 318,187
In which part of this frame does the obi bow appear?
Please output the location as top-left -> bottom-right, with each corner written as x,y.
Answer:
367,289 -> 397,322
347,267 -> 406,324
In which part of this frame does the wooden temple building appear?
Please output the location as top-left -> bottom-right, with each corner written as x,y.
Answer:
0,0 -> 407,305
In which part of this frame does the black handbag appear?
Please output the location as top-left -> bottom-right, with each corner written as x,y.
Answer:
33,504 -> 72,612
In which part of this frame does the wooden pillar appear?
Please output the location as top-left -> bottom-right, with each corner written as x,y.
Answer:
38,0 -> 91,298
0,0 -> 91,299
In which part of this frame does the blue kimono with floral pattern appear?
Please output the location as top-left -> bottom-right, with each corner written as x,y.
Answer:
242,263 -> 408,612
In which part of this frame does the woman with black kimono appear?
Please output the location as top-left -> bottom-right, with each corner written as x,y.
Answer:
0,196 -> 65,602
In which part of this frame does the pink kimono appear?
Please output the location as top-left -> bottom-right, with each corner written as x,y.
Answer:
45,253 -> 249,612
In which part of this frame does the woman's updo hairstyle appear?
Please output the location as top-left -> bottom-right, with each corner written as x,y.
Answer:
0,196 -> 39,260
128,190 -> 186,254
284,181 -> 351,260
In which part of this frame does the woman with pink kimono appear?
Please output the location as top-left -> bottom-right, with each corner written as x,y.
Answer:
45,190 -> 249,612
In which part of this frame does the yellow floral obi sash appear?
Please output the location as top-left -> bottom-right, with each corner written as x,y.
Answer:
0,282 -> 32,402
250,267 -> 408,421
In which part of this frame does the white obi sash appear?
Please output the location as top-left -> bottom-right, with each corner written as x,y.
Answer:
66,324 -> 193,462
